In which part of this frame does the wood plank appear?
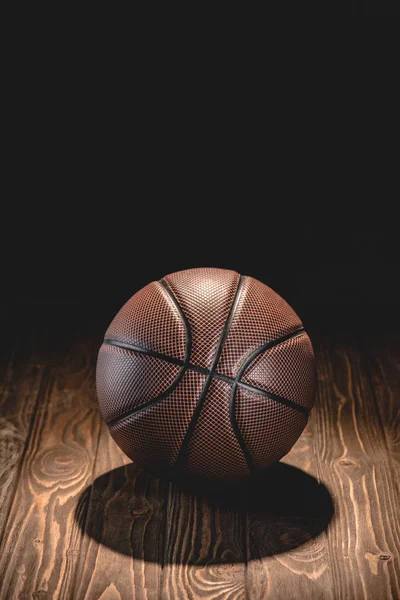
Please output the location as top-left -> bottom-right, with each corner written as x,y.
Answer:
312,336 -> 400,599
77,432 -> 330,600
161,480 -> 246,600
0,323 -> 46,539
0,332 -> 102,600
2,316 -> 399,599
245,416 -> 334,599
74,424 -> 166,600
160,414 -> 334,599
364,334 -> 400,491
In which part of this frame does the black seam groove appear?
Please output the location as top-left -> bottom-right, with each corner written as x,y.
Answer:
106,279 -> 192,428
174,274 -> 245,469
229,328 -> 306,469
239,328 -> 305,372
160,278 -> 192,360
225,279 -> 257,474
107,372 -> 185,427
227,282 -> 255,473
103,339 -> 184,367
104,327 -> 304,374
104,327 -> 309,428
236,381 -> 309,417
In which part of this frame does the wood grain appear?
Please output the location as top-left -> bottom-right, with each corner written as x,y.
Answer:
0,323 -> 46,539
160,417 -> 334,599
1,319 -> 400,599
161,482 -> 246,600
312,336 -> 400,599
0,332 -> 101,600
364,334 -> 400,492
74,425 -> 166,600
245,417 -> 334,599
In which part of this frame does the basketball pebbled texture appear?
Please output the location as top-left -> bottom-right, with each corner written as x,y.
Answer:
96,268 -> 316,482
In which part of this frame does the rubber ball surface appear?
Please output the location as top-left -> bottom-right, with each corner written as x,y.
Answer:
96,268 -> 315,482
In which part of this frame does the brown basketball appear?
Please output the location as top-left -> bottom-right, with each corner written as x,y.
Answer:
96,268 -> 315,482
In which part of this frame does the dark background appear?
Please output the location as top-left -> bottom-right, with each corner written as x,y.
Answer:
3,98 -> 399,336
362,0 -> 400,14
3,47 -> 398,334
4,211 -> 399,335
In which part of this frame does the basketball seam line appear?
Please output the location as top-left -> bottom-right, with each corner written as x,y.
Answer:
103,339 -> 184,366
159,278 -> 192,359
103,327 -> 308,425
229,327 -> 310,469
226,280 -> 257,474
103,328 -> 305,376
106,279 -> 193,428
174,273 -> 245,469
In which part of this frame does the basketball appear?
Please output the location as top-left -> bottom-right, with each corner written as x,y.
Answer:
96,268 -> 315,482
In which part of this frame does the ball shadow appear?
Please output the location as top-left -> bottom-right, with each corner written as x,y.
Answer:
75,462 -> 334,565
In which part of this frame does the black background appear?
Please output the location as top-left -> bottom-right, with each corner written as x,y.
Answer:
362,0 -> 400,14
4,202 -> 399,335
3,53 -> 399,335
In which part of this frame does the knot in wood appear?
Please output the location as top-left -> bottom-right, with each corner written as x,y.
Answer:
33,446 -> 86,481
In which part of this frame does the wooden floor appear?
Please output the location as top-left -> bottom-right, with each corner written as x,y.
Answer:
0,307 -> 399,599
